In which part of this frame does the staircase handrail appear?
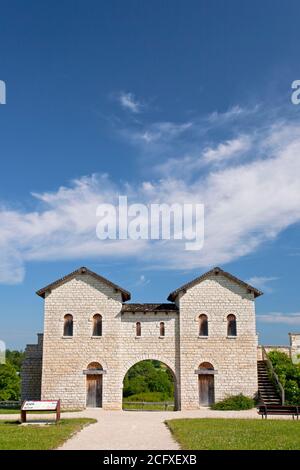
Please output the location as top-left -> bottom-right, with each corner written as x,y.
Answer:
261,346 -> 285,405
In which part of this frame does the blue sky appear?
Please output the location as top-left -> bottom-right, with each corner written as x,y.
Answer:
1,0 -> 300,349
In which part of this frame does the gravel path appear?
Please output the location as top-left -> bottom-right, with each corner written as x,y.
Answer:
0,408 -> 293,450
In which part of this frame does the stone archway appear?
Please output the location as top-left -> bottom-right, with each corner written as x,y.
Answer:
122,356 -> 179,410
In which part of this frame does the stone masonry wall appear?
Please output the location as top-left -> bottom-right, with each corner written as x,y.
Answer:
21,333 -> 43,401
25,269 -> 262,410
289,333 -> 300,364
41,273 -> 180,410
178,272 -> 258,409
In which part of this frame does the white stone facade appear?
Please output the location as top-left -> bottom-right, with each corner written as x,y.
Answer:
22,266 -> 262,410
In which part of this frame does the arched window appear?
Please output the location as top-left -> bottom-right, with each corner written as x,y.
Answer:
199,314 -> 208,336
92,314 -> 102,336
63,314 -> 73,336
227,314 -> 237,336
136,322 -> 141,337
160,322 -> 165,337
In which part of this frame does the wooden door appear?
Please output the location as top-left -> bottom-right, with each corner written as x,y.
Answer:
86,374 -> 102,407
199,374 -> 214,406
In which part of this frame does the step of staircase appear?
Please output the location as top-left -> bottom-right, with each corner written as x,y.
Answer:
257,360 -> 281,405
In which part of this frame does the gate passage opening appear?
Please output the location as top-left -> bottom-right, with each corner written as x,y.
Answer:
122,360 -> 177,411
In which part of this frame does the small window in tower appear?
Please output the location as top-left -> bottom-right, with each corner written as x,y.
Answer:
160,322 -> 165,337
227,314 -> 237,337
92,314 -> 102,336
199,314 -> 208,336
63,314 -> 73,336
136,322 -> 141,337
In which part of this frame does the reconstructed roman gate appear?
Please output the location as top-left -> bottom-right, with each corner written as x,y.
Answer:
21,266 -> 300,410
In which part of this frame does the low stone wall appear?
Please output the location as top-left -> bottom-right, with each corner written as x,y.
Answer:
257,345 -> 291,361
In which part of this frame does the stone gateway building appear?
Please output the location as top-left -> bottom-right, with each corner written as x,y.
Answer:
21,266 -> 299,410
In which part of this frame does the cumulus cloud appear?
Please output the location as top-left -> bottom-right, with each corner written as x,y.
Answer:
257,313 -> 300,325
1,111 -> 300,283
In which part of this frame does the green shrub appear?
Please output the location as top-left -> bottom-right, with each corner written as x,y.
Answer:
268,351 -> 300,405
211,394 -> 255,410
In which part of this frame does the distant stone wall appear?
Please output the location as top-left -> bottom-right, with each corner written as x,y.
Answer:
257,345 -> 291,361
21,334 -> 43,401
289,333 -> 300,364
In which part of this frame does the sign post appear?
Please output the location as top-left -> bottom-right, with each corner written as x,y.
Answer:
20,400 -> 61,423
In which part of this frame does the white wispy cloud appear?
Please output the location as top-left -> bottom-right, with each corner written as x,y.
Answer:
118,92 -> 142,113
1,110 -> 300,283
207,104 -> 260,124
202,135 -> 251,164
135,274 -> 150,287
130,121 -> 193,144
257,313 -> 300,325
246,276 -> 279,293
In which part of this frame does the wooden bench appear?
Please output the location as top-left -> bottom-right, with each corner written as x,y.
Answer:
258,404 -> 299,419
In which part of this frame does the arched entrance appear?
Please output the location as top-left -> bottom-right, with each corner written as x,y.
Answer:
122,359 -> 178,410
198,362 -> 215,406
86,362 -> 103,408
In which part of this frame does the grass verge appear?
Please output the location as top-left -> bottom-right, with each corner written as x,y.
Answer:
0,418 -> 96,450
166,418 -> 300,450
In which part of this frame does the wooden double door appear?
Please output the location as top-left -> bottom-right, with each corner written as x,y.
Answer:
199,374 -> 215,406
86,374 -> 102,408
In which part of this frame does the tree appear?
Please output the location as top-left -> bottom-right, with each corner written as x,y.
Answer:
5,350 -> 24,372
0,363 -> 20,400
123,360 -> 174,399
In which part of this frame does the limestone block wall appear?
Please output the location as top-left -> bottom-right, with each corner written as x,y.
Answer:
257,345 -> 291,360
289,333 -> 300,364
41,274 -> 125,410
120,312 -> 180,408
28,268 -> 261,410
21,333 -> 43,401
41,273 -> 180,410
178,273 -> 258,409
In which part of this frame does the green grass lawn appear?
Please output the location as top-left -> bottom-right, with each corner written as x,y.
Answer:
166,418 -> 300,450
0,418 -> 96,450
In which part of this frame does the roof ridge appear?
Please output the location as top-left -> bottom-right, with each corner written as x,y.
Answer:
36,266 -> 131,301
167,266 -> 263,301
